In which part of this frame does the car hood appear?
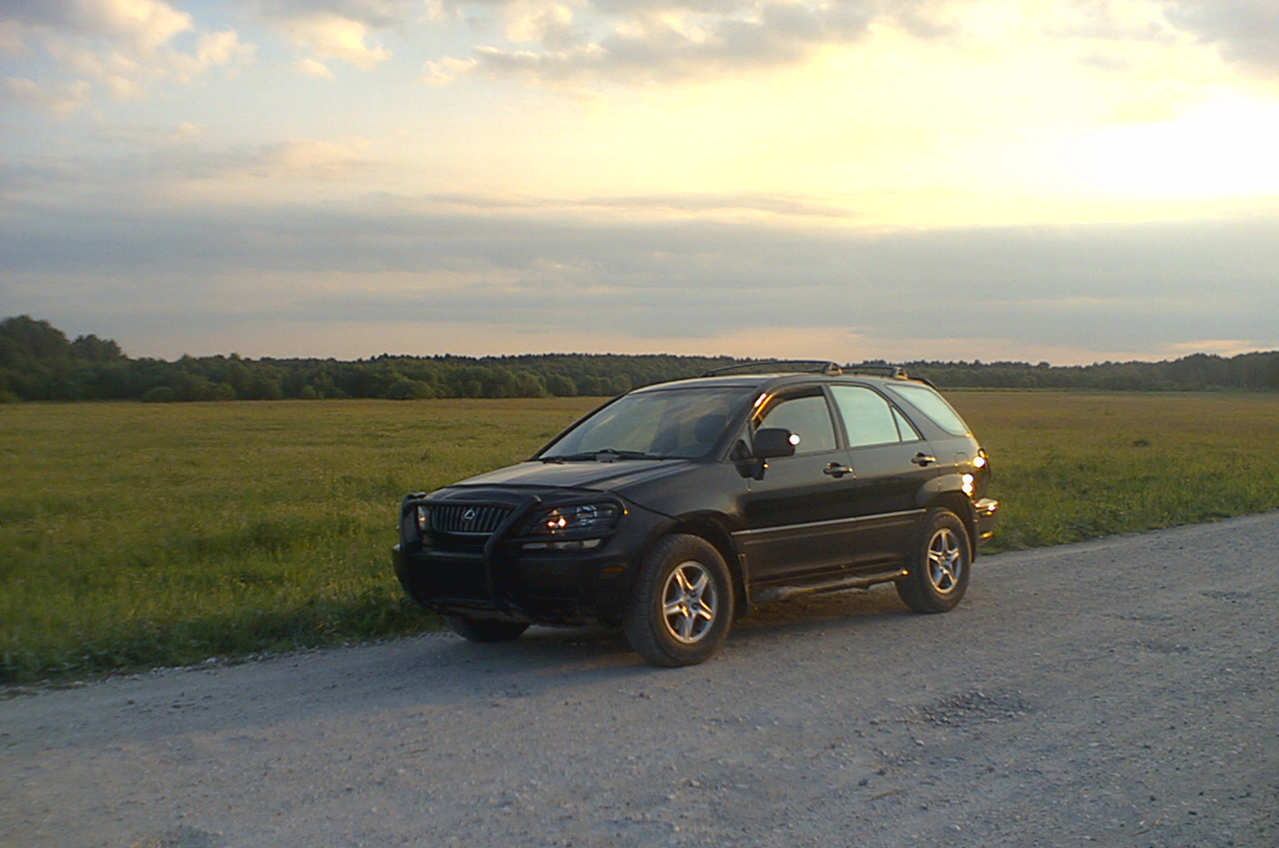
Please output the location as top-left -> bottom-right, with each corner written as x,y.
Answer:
431,458 -> 696,498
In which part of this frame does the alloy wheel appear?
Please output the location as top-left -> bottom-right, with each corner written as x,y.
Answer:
927,528 -> 964,594
661,560 -> 718,644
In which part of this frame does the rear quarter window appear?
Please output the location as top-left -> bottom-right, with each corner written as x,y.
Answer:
887,383 -> 971,436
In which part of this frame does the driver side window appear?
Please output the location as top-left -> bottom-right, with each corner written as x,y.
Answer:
756,393 -> 838,454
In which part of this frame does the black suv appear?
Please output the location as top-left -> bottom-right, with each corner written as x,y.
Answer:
392,363 -> 998,666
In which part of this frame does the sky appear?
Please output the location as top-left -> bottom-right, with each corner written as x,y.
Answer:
1,0 -> 1277,365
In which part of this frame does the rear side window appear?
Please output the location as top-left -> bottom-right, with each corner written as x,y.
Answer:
893,407 -> 921,441
887,383 -> 971,436
830,385 -> 901,447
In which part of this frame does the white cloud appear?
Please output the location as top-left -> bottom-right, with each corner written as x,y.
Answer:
283,12 -> 391,69
1,3 -> 255,109
417,0 -> 1279,87
297,57 -> 336,79
197,29 -> 248,67
41,38 -> 147,98
172,121 -> 201,139
254,0 -> 419,29
448,1 -> 876,83
502,0 -> 579,45
3,76 -> 91,114
167,29 -> 256,82
10,0 -> 194,51
261,138 -> 373,176
423,56 -> 478,85
97,0 -> 192,49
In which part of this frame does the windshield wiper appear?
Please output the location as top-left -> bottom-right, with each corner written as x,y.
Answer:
540,448 -> 666,463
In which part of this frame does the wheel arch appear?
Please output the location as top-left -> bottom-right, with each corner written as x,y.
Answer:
642,514 -> 747,617
921,491 -> 978,560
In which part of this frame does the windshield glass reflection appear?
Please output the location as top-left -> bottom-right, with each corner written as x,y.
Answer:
541,387 -> 750,460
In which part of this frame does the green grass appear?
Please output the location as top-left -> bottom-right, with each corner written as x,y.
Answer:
950,391 -> 1279,551
3,391 -> 1279,683
0,398 -> 596,683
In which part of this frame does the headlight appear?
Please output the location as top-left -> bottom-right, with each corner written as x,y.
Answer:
415,505 -> 430,534
520,502 -> 623,538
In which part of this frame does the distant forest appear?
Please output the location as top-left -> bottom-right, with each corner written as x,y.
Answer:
3,315 -> 1277,403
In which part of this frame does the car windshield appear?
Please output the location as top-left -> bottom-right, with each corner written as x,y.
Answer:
540,387 -> 751,460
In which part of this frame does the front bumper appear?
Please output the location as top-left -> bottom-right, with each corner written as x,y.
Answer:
392,493 -> 661,625
392,542 -> 636,624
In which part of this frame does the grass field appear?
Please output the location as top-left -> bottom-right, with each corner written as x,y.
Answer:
4,391 -> 1279,683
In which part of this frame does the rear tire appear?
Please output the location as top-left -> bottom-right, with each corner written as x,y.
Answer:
896,508 -> 971,613
446,615 -> 529,642
624,534 -> 733,667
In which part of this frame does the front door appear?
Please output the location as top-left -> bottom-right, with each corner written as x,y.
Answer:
734,389 -> 862,583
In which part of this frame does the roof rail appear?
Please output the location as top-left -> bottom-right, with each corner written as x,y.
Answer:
701,359 -> 843,377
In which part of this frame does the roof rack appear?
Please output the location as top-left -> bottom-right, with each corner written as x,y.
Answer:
845,363 -> 912,380
701,359 -> 843,378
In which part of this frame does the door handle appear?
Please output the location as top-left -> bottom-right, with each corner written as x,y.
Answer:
823,463 -> 854,478
911,452 -> 937,466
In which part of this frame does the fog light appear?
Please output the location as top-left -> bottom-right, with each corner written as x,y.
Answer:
961,473 -> 974,496
522,539 -> 603,552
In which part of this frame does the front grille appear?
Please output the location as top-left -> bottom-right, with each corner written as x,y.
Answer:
431,503 -> 513,535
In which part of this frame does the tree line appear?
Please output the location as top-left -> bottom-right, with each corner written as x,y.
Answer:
2,315 -> 1277,403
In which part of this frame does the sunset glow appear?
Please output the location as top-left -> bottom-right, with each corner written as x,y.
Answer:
2,0 -> 1277,363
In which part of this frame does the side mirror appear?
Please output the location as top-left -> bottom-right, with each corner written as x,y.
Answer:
754,427 -> 798,459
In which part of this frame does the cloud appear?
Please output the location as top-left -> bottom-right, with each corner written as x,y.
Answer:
281,12 -> 391,68
166,30 -> 256,82
0,2 -> 254,109
1,0 -> 193,51
1044,0 -> 1172,42
3,168 -> 1275,363
0,19 -> 24,53
171,121 -> 201,139
255,2 -> 404,70
501,0 -> 581,46
570,192 -> 856,218
1167,339 -> 1267,357
421,0 -> 1279,87
253,0 -> 419,29
885,0 -> 967,39
451,1 -> 876,83
297,57 -> 336,79
423,56 -> 477,84
257,139 -> 374,177
1162,0 -> 1279,76
3,76 -> 91,114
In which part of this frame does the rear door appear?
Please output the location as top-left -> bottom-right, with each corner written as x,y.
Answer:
827,383 -> 933,567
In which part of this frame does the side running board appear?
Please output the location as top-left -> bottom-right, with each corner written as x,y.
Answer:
752,568 -> 908,603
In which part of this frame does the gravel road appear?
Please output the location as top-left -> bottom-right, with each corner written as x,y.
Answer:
3,513 -> 1277,848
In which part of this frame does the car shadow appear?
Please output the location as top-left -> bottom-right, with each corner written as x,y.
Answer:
394,583 -> 914,685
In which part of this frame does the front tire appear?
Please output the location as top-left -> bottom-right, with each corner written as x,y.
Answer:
896,508 -> 971,613
624,534 -> 734,667
446,615 -> 530,642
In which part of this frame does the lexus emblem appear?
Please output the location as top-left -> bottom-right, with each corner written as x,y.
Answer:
461,508 -> 478,523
